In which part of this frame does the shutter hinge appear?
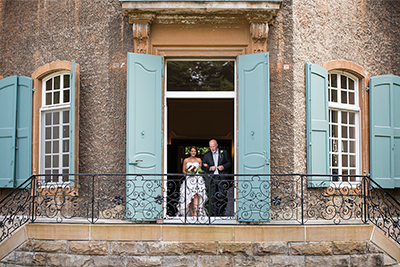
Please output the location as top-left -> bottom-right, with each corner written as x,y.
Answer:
366,87 -> 369,92
32,88 -> 36,92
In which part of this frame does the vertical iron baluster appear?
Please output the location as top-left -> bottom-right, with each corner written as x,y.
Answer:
184,174 -> 187,223
364,175 -> 369,224
301,175 -> 304,225
31,175 -> 36,223
91,175 -> 95,224
208,174 -> 211,225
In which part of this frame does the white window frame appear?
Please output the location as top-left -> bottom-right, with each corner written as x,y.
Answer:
328,71 -> 361,184
39,71 -> 71,185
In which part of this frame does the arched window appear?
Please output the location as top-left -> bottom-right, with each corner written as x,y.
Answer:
328,71 -> 360,181
40,72 -> 71,183
32,61 -> 79,185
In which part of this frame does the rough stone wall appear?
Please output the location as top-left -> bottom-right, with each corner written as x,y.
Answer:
0,0 -> 133,174
290,0 -> 400,174
1,239 -> 398,267
268,0 -> 296,173
0,0 -> 399,193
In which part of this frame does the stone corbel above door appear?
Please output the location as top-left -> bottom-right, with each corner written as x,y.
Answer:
120,0 -> 282,55
132,20 -> 151,54
250,22 -> 268,53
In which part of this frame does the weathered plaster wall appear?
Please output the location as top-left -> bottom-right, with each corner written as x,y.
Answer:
0,0 -> 133,174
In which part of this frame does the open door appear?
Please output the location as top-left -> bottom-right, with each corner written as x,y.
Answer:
237,52 -> 270,222
126,53 -> 163,221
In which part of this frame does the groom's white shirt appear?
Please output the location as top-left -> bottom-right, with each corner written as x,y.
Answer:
213,149 -> 219,174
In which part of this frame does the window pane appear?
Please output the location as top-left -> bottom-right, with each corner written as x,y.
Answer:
349,92 -> 355,104
63,155 -> 69,167
341,75 -> 347,89
341,90 -> 347,104
331,74 -> 337,88
349,112 -> 355,125
349,126 -> 355,139
331,110 -> 338,123
63,126 -> 69,138
342,155 -> 348,167
53,141 -> 59,153
64,74 -> 70,88
53,126 -> 59,139
63,140 -> 69,152
53,112 -> 59,125
342,140 -> 348,153
349,78 -> 354,90
45,141 -> 51,153
331,89 -> 338,102
46,79 -> 52,91
54,91 -> 60,104
64,89 -> 70,103
45,170 -> 52,183
328,88 -> 331,102
54,76 -> 60,90
332,154 -> 338,167
45,127 -> 51,139
350,155 -> 356,167
63,110 -> 69,123
342,126 -> 348,138
350,141 -> 355,153
332,125 -> 338,138
53,155 -> 59,167
46,93 -> 52,105
45,156 -> 51,168
167,61 -> 234,91
331,139 -> 338,152
45,113 -> 52,125
342,112 -> 347,124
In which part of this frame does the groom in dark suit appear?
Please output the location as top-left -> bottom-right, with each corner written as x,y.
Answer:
201,139 -> 231,216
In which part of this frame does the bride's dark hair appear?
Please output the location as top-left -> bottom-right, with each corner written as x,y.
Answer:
190,145 -> 197,155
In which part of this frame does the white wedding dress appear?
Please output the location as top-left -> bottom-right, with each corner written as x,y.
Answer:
178,162 -> 208,216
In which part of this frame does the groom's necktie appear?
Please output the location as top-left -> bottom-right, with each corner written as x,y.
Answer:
213,151 -> 219,174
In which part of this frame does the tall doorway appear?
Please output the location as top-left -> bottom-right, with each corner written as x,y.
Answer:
167,99 -> 234,174
164,59 -> 236,217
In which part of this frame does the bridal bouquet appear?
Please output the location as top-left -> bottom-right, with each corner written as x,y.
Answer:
186,165 -> 204,174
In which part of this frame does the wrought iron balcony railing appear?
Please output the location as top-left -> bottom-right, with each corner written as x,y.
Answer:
0,174 -> 399,245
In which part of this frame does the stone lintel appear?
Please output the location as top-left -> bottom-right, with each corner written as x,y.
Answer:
122,1 -> 280,25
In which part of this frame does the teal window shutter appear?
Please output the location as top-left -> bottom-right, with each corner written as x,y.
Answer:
15,76 -> 33,187
0,76 -> 33,188
126,53 -> 163,221
237,52 -> 270,222
370,75 -> 400,188
305,63 -> 329,187
0,76 -> 18,187
69,62 -> 76,185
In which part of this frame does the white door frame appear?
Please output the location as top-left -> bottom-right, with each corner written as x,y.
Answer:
162,58 -> 238,219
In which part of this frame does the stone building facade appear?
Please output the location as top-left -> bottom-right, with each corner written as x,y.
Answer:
1,0 -> 399,176
1,0 -> 400,264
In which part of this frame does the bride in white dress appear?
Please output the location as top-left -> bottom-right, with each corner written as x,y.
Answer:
178,146 -> 208,216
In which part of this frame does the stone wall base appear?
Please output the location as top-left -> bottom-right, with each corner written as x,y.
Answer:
1,224 -> 399,266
